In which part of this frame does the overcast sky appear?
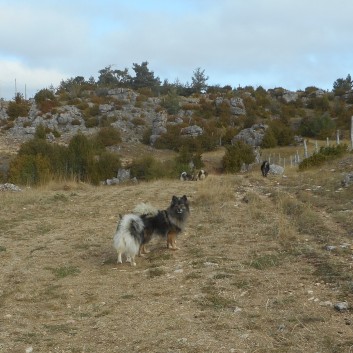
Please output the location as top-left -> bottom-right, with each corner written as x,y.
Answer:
0,0 -> 352,100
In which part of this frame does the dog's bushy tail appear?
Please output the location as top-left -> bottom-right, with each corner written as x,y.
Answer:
133,202 -> 159,216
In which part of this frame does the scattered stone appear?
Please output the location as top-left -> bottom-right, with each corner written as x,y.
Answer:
269,164 -> 285,175
104,168 -> 131,185
231,123 -> 268,147
282,91 -> 299,103
277,324 -> 286,331
180,125 -> 203,137
334,301 -> 349,312
233,306 -> 242,313
319,301 -> 333,307
340,243 -> 350,249
0,183 -> 22,192
342,172 -> 353,187
177,337 -> 187,344
325,245 -> 337,251
203,262 -> 218,267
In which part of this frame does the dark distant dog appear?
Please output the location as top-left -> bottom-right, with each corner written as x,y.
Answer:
113,195 -> 190,266
261,161 -> 270,177
180,171 -> 194,181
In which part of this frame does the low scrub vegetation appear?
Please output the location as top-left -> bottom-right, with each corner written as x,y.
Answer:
8,129 -> 121,185
298,144 -> 348,170
222,141 -> 255,173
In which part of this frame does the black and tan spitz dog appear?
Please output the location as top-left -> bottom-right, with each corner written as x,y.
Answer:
113,195 -> 190,266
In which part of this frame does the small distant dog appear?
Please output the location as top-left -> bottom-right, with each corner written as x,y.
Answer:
180,171 -> 193,181
197,169 -> 208,180
261,161 -> 270,177
113,195 -> 190,266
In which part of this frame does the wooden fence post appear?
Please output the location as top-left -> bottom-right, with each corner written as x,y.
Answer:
304,139 -> 308,158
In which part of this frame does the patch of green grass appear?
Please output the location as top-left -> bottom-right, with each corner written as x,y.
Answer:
296,209 -> 331,242
0,246 -> 6,252
15,332 -> 40,344
231,278 -> 253,289
47,265 -> 80,278
213,273 -> 233,280
184,272 -> 202,280
198,281 -> 237,310
199,293 -> 236,311
248,253 -> 281,270
147,251 -> 173,264
51,193 -> 69,202
94,310 -> 110,318
30,246 -> 46,254
101,254 -> 117,265
36,223 -> 53,235
304,251 -> 352,285
148,268 -> 165,278
121,294 -> 134,299
41,284 -> 67,300
44,324 -> 77,335
186,247 -> 204,258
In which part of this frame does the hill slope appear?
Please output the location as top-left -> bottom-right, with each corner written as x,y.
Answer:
1,162 -> 353,352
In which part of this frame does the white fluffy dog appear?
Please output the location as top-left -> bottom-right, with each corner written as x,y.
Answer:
113,214 -> 145,266
113,203 -> 157,266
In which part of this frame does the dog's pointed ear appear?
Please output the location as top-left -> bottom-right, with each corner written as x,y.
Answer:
181,195 -> 188,201
172,195 -> 178,203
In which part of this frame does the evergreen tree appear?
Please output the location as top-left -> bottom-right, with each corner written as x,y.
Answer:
333,74 -> 352,96
131,61 -> 161,91
191,67 -> 209,94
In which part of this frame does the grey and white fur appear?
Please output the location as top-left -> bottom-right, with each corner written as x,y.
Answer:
113,214 -> 145,266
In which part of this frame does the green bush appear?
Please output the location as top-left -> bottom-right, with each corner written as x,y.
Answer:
153,125 -> 182,151
9,132 -> 120,185
7,96 -> 30,120
298,113 -> 336,139
95,127 -> 121,146
9,154 -> 51,185
261,128 -> 277,148
299,144 -> 348,170
89,151 -> 121,185
130,155 -> 178,181
161,88 -> 181,114
175,145 -> 204,170
268,120 -> 294,146
222,141 -> 255,173
34,124 -> 47,139
34,89 -> 58,113
84,117 -> 99,128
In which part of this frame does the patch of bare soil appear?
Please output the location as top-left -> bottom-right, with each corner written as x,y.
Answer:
0,170 -> 353,353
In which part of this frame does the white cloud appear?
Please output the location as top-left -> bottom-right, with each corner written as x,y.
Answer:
0,0 -> 352,99
0,59 -> 67,99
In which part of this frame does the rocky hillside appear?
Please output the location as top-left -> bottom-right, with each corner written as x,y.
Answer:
0,85 -> 352,184
0,86 -> 351,148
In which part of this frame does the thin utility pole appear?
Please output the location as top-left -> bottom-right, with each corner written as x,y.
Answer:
351,116 -> 353,150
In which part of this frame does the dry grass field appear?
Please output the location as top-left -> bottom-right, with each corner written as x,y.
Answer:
1,149 -> 353,353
